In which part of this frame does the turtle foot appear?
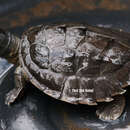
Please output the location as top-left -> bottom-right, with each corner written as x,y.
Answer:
96,95 -> 125,121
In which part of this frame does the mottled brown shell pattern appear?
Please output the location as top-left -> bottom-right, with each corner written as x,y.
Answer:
19,24 -> 130,105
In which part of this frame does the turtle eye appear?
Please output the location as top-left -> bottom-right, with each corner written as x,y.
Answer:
0,33 -> 5,43
0,30 -> 6,48
0,29 -> 9,56
30,43 -> 49,68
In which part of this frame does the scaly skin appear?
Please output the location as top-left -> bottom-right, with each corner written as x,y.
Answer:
0,29 -> 21,64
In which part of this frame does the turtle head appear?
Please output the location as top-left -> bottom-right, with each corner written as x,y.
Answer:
0,29 -> 21,64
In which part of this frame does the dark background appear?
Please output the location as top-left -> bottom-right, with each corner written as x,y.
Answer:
0,0 -> 130,130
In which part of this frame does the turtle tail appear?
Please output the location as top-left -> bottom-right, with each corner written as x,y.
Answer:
0,29 -> 21,64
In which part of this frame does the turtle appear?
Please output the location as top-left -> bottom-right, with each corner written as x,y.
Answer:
0,23 -> 130,121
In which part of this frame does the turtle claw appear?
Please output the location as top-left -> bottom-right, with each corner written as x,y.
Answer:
5,88 -> 22,105
96,109 -> 114,121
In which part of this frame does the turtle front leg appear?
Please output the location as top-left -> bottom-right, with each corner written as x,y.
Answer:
96,95 -> 125,121
5,66 -> 26,105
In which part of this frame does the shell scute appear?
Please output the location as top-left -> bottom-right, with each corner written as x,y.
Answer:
50,48 -> 75,73
45,25 -> 66,49
30,44 -> 49,69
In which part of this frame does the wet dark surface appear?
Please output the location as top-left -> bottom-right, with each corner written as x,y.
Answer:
1,66 -> 130,130
0,0 -> 130,130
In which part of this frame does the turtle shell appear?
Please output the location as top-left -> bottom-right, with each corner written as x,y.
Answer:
19,23 -> 130,105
